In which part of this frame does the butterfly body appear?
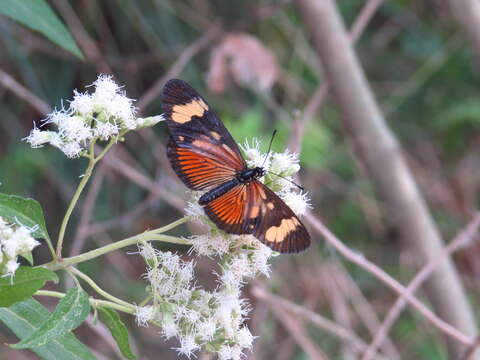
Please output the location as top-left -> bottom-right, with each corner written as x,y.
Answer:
162,79 -> 310,253
199,167 -> 265,205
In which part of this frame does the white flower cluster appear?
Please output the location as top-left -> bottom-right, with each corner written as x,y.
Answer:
0,218 -> 40,277
136,141 -> 310,358
136,240 -> 269,359
25,75 -> 163,158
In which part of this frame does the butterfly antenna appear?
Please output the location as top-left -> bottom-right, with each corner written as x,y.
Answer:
266,171 -> 305,191
261,129 -> 277,168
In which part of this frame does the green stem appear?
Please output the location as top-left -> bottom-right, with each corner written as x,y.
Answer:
55,135 -> 123,259
34,290 -> 135,314
43,219 -> 189,271
55,140 -> 97,258
70,267 -> 132,308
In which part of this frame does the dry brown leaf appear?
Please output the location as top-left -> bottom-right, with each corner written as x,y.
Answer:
207,32 -> 279,94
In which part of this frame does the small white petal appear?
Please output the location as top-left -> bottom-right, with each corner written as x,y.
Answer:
135,306 -> 155,326
280,191 -> 312,217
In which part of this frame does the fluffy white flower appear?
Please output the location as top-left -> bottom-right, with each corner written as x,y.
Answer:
61,141 -> 83,158
70,91 -> 94,115
25,74 -> 156,159
135,305 -> 155,326
57,115 -> 92,142
188,233 -> 230,257
25,128 -> 55,148
280,191 -> 311,217
240,138 -> 269,169
197,318 -> 217,341
4,259 -> 19,277
237,327 -> 254,349
270,151 -> 300,176
176,334 -> 200,357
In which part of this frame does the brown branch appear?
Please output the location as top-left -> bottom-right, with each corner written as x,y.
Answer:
331,262 -> 400,359
269,303 -> 329,360
0,68 -> 51,114
137,26 -> 220,111
251,286 -> 387,359
297,0 -> 478,357
52,0 -> 111,73
100,150 -> 185,213
290,0 -> 384,153
362,212 -> 480,360
305,212 -> 473,346
443,0 -> 480,63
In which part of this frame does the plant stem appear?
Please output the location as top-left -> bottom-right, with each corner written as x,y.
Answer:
70,267 -> 133,308
55,140 -> 97,258
55,135 -> 123,259
34,290 -> 135,314
43,218 -> 189,271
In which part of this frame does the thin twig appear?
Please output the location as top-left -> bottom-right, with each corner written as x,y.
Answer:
137,25 -> 220,111
289,0 -> 384,153
270,304 -> 328,360
362,212 -> 480,360
305,212 -> 474,346
101,151 -> 185,212
251,286 -> 387,359
0,68 -> 51,114
52,0 -> 111,72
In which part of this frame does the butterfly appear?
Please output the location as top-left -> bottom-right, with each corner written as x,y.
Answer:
162,79 -> 310,253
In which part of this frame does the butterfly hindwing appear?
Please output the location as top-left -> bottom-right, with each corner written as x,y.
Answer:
247,181 -> 310,253
204,180 -> 310,253
203,184 -> 248,234
162,79 -> 246,173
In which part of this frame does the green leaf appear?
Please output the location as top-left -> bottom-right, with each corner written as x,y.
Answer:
11,286 -> 91,349
0,193 -> 50,240
99,308 -> 136,360
0,0 -> 83,59
0,298 -> 96,360
0,267 -> 58,307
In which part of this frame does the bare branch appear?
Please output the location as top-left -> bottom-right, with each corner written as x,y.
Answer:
0,68 -> 51,115
362,213 -> 480,360
305,212 -> 473,346
297,0 -> 479,357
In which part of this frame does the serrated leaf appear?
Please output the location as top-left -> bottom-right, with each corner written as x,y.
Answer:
0,297 -> 96,360
0,267 -> 58,307
20,251 -> 34,265
0,193 -> 50,240
0,0 -> 83,59
11,286 -> 91,349
99,308 -> 136,360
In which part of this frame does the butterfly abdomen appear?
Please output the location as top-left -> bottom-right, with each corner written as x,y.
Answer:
199,178 -> 241,205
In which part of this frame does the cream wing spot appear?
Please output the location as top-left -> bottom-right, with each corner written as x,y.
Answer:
171,98 -> 208,124
210,131 -> 221,140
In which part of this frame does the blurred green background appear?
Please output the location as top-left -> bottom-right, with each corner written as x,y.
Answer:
1,1 -> 479,359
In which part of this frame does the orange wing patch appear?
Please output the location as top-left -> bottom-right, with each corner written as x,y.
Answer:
204,185 -> 248,233
171,98 -> 209,124
167,138 -> 237,190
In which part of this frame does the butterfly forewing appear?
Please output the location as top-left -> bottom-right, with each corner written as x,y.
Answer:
163,79 -> 246,172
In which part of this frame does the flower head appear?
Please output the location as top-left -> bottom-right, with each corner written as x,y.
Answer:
25,74 -> 162,158
0,217 -> 40,277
